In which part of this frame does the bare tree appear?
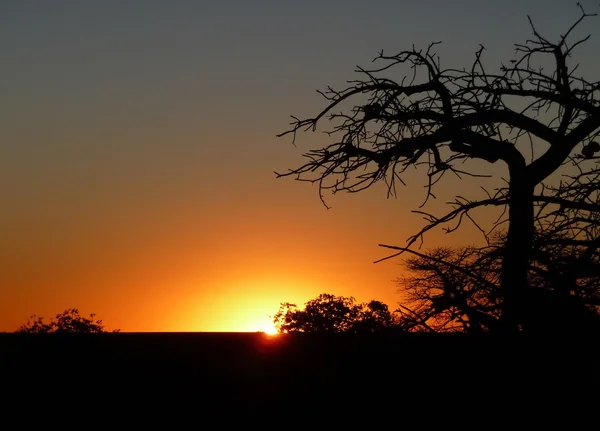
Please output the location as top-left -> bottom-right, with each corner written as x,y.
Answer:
395,245 -> 503,333
276,6 -> 600,332
394,120 -> 600,333
395,218 -> 600,334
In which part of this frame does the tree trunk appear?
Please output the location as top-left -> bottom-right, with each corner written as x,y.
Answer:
500,171 -> 535,333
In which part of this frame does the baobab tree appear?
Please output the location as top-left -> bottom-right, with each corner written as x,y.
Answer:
276,6 -> 600,332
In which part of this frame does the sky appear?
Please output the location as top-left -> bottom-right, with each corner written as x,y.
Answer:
1,0 -> 599,332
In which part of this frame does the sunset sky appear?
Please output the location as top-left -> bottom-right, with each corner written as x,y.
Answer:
1,0 -> 599,332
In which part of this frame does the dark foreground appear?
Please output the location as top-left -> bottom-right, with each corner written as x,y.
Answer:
1,332 -> 597,421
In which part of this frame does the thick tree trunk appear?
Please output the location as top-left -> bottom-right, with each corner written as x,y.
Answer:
500,172 -> 535,333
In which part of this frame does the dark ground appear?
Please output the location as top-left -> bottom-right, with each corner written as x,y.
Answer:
1,332 -> 597,422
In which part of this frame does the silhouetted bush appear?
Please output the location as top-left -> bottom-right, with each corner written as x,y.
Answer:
15,308 -> 119,333
273,293 -> 402,333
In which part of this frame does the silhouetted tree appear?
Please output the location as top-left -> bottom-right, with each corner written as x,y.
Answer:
272,293 -> 400,333
394,119 -> 600,333
396,217 -> 600,333
16,308 -> 119,333
277,6 -> 600,332
395,245 -> 502,333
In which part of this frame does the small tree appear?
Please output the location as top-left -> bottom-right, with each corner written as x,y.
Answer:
16,308 -> 119,333
276,6 -> 600,332
272,293 -> 400,333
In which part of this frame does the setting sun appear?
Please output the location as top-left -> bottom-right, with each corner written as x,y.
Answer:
259,325 -> 279,336
248,315 -> 279,335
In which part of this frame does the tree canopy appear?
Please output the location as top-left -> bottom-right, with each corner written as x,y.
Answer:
272,293 -> 400,333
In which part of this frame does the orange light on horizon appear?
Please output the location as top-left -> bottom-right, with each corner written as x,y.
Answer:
173,276 -> 329,334
244,314 -> 278,335
258,324 -> 279,336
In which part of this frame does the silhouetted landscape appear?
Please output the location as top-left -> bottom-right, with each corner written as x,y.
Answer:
3,2 -> 600,422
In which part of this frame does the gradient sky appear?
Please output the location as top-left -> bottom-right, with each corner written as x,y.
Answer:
1,0 -> 599,332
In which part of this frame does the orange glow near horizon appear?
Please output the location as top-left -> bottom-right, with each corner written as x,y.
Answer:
0,116 -> 495,334
258,324 -> 279,336
4,1 -> 583,333
0,192 -> 489,333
